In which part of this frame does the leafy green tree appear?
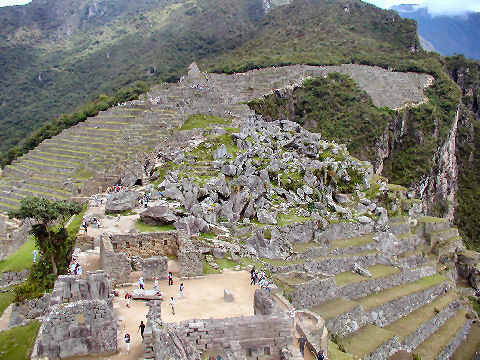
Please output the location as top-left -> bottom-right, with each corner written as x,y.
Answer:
8,198 -> 82,275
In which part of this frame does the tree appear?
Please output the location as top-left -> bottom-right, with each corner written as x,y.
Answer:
9,197 -> 82,275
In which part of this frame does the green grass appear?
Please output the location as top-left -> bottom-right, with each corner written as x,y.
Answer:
338,324 -> 395,358
309,298 -> 358,320
0,288 -> 15,317
414,310 -> 468,360
329,233 -> 374,249
0,236 -> 36,273
72,168 -> 94,180
357,274 -> 446,311
0,320 -> 41,360
385,291 -> 458,341
214,257 -> 238,270
67,203 -> 88,237
419,216 -> 448,223
276,211 -> 312,226
328,340 -> 354,360
203,256 -> 221,274
180,114 -> 232,130
335,264 -> 401,287
292,242 -> 323,253
135,219 -> 176,233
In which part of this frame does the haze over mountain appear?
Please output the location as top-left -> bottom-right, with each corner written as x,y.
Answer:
392,4 -> 480,60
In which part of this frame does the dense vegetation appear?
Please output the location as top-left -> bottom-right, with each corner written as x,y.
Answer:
0,0 -> 265,155
8,198 -> 85,301
249,73 -> 395,160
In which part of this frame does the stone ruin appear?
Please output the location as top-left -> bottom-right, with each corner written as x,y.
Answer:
100,229 -> 203,284
30,271 -> 117,359
143,289 -> 318,360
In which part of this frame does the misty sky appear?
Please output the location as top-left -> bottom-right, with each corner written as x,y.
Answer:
0,0 -> 479,15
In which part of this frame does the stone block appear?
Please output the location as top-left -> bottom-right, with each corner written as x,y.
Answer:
59,338 -> 88,358
224,289 -> 234,303
213,248 -> 227,259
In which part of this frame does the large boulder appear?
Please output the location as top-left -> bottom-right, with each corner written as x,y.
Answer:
174,216 -> 210,234
105,191 -> 138,214
140,205 -> 178,225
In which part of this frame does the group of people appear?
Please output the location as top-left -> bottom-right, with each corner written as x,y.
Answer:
250,267 -> 273,292
68,260 -> 83,276
106,185 -> 127,193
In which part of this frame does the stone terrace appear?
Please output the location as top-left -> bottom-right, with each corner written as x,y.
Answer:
0,63 -> 432,212
268,214 -> 476,360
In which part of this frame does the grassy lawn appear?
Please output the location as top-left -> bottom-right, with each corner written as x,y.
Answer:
329,233 -> 374,249
415,310 -> 468,360
67,203 -> 88,237
0,288 -> 15,317
203,256 -> 221,275
357,274 -> 446,311
215,257 -> 238,270
309,298 -> 358,320
339,324 -> 395,358
335,264 -> 401,287
328,340 -> 353,360
452,324 -> 480,360
180,114 -> 232,130
292,242 -> 323,253
135,219 -> 176,233
276,211 -> 312,226
0,236 -> 36,273
385,291 -> 458,341
419,216 -> 448,223
0,320 -> 41,360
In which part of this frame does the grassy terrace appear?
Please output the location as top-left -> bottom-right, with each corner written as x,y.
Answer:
134,220 -> 175,233
0,236 -> 36,273
334,264 -> 401,287
329,233 -> 374,249
328,341 -> 353,360
452,324 -> 480,360
357,274 -> 446,311
414,310 -> 468,360
292,242 -> 323,253
0,320 -> 41,360
260,257 -> 306,266
384,291 -> 459,341
339,325 -> 395,358
0,288 -> 15,317
309,298 -> 358,320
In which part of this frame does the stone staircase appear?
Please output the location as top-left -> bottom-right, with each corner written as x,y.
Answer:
268,215 -> 476,359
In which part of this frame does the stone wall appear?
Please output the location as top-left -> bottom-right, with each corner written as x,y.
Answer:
316,221 -> 374,242
34,299 -> 117,359
109,231 -> 180,258
401,300 -> 460,352
0,269 -> 29,288
0,216 -> 32,261
364,336 -> 401,360
75,235 -> 94,251
135,256 -> 168,281
178,236 -> 204,278
326,304 -> 367,339
436,319 -> 472,360
100,235 -> 131,285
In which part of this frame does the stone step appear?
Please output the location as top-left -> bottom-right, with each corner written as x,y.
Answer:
26,153 -> 85,167
388,218 -> 410,235
10,186 -> 69,200
9,160 -> 73,178
0,194 -> 22,207
3,181 -> 72,197
329,232 -> 375,255
34,149 -> 90,162
1,171 -> 68,189
384,291 -> 460,352
416,216 -> 450,235
3,165 -> 65,184
0,187 -> 25,201
338,324 -> 399,360
334,264 -> 401,288
19,158 -> 77,174
0,202 -> 17,212
425,227 -> 460,246
46,140 -> 117,153
432,236 -> 464,256
451,323 -> 480,360
414,310 -> 471,360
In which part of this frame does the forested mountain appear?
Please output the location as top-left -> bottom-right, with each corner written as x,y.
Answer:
392,5 -> 480,60
1,0 -> 479,250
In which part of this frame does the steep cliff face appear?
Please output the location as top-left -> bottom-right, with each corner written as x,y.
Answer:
447,56 -> 480,250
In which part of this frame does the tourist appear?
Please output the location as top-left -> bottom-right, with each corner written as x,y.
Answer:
97,220 -> 101,229
168,271 -> 173,286
169,297 -> 175,315
124,333 -> 130,353
138,321 -> 146,341
179,283 -> 185,298
83,224 -> 88,234
298,336 -> 307,356
138,276 -> 144,290
289,308 -> 296,327
32,249 -> 37,263
125,291 -> 131,308
316,350 -> 327,360
77,264 -> 83,276
250,271 -> 256,285
117,214 -> 121,222
153,277 -> 159,292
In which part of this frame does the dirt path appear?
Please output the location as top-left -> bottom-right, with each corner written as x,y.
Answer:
0,304 -> 12,331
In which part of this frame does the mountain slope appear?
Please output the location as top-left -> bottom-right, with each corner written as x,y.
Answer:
0,0 -> 265,153
392,5 -> 480,61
